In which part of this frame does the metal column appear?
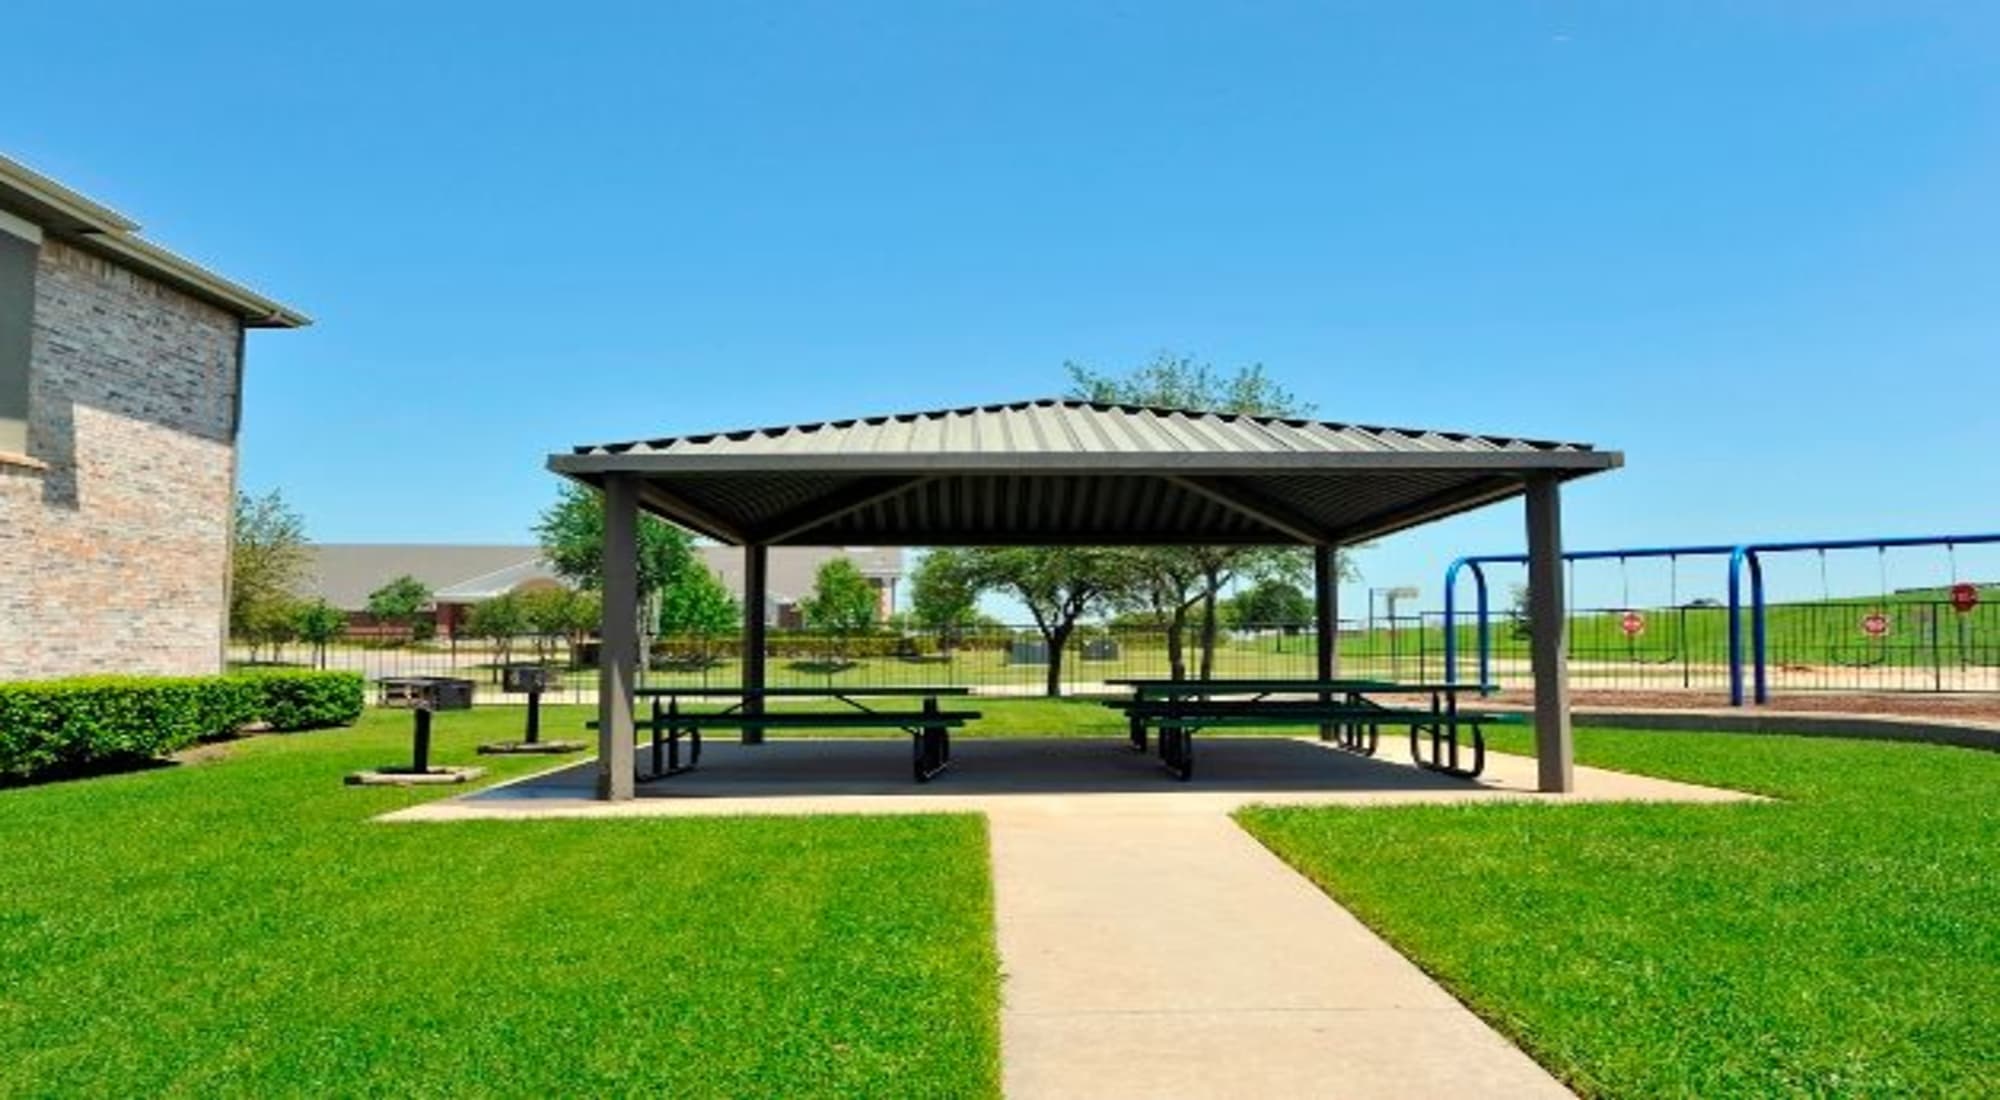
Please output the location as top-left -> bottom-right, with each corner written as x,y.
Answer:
596,474 -> 639,800
1524,474 -> 1574,793
1315,543 -> 1339,740
743,543 -> 769,745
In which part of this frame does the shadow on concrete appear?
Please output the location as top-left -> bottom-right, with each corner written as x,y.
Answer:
467,736 -> 1481,803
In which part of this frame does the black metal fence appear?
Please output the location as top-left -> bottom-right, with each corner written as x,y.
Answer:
228,598 -> 2000,705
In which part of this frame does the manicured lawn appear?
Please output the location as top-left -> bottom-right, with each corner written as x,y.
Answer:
0,706 -> 999,1097
1239,727 -> 2000,1098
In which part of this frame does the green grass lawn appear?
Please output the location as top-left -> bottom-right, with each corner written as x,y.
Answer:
1239,727 -> 2000,1098
0,706 -> 999,1097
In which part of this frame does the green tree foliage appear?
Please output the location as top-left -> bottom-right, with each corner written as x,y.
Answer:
466,592 -> 528,667
908,549 -> 980,653
293,599 -> 347,669
241,595 -> 304,663
800,558 -> 880,636
230,489 -> 310,641
1064,352 -> 1313,417
658,561 -> 740,637
533,482 -> 696,604
519,586 -> 600,663
1225,578 -> 1313,631
1064,353 -> 1326,676
366,575 -> 433,640
962,547 -> 1132,696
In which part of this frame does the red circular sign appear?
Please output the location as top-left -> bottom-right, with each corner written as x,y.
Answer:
1951,583 -> 1979,613
1861,612 -> 1891,638
1620,611 -> 1646,637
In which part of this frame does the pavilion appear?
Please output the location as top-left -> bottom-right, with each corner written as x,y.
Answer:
549,398 -> 1622,800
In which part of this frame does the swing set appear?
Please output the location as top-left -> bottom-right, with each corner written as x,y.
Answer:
1444,531 -> 2000,706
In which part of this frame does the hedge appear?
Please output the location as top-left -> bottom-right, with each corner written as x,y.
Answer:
0,670 -> 364,778
234,669 -> 366,732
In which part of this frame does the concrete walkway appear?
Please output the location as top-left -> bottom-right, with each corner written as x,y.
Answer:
389,737 -> 1756,1097
994,807 -> 1572,1099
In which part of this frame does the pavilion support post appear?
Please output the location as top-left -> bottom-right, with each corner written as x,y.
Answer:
1314,543 -> 1339,741
743,543 -> 769,745
595,474 -> 639,801
1525,473 -> 1574,793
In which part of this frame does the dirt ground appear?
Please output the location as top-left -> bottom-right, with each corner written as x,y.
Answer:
1487,689 -> 2000,723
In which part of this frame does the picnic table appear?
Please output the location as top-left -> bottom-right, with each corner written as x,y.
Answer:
615,686 -> 980,783
1102,678 -> 1511,781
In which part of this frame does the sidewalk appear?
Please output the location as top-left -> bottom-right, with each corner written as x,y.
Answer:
991,806 -> 1573,1099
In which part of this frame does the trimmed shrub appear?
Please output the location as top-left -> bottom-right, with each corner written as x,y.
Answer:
233,670 -> 366,732
0,670 -> 364,778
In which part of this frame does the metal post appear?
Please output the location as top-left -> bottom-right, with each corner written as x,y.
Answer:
596,473 -> 639,800
743,543 -> 769,745
1525,474 -> 1573,793
525,688 -> 542,744
412,708 -> 433,773
1315,544 -> 1338,741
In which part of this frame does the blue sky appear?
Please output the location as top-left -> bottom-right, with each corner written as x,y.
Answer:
6,2 -> 1998,611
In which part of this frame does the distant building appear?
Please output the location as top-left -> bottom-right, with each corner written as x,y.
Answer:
0,153 -> 308,681
297,544 -> 902,637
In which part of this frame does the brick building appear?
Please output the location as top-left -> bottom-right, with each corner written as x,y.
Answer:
0,154 -> 307,681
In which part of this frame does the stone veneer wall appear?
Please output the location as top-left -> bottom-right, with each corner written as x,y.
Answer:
0,238 -> 242,679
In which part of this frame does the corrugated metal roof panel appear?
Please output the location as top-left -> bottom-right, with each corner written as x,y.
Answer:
571,399 -> 1599,460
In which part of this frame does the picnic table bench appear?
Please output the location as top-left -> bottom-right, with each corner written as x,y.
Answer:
591,686 -> 979,783
1103,678 -> 1515,781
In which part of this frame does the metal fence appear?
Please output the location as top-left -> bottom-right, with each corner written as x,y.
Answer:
229,598 -> 2000,706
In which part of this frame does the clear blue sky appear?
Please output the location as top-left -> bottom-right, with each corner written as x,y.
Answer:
6,2 -> 1998,610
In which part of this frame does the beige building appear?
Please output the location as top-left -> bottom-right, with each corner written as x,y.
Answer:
297,544 -> 904,636
0,154 -> 307,681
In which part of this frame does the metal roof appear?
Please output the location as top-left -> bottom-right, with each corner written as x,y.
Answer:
551,399 -> 1621,547
0,152 -> 310,328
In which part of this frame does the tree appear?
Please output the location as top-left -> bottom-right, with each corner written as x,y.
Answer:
519,586 -> 598,663
230,489 -> 310,640
1112,548 -> 1208,682
367,575 -> 433,641
963,547 -> 1132,696
1226,578 -> 1313,631
908,549 -> 980,654
800,558 -> 879,636
533,482 -> 696,606
1065,353 -> 1323,676
1065,353 -> 1312,418
657,560 -> 739,637
466,592 -> 528,668
294,598 -> 347,669
242,595 -> 303,663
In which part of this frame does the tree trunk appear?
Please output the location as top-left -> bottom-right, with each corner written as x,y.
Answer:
1044,622 -> 1073,697
1166,605 -> 1188,681
1198,586 -> 1220,680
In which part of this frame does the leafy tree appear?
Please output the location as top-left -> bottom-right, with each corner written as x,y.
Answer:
533,482 -> 697,605
466,592 -> 528,667
908,548 -> 980,654
1112,548 -> 1207,681
366,575 -> 433,641
1226,579 -> 1313,632
1065,352 -> 1312,418
800,558 -> 880,636
230,489 -> 310,640
519,586 -> 599,663
242,595 -> 303,663
658,560 -> 740,637
963,547 -> 1132,696
293,598 -> 347,669
1065,354 -> 1326,676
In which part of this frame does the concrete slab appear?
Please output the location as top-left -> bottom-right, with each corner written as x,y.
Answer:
383,736 -> 1749,822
